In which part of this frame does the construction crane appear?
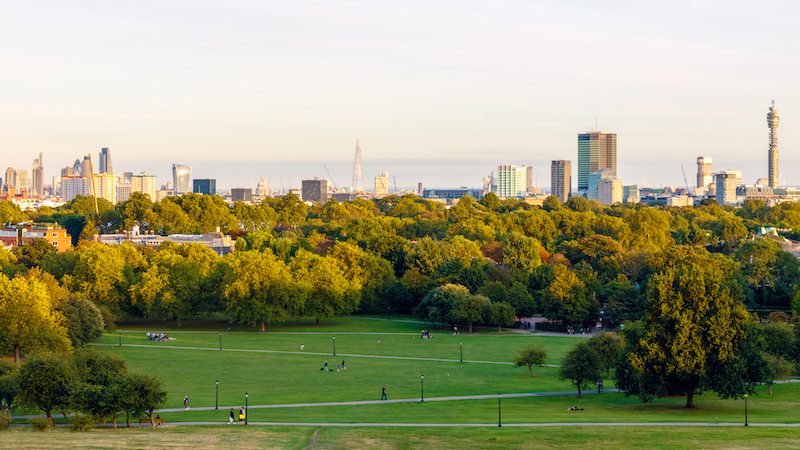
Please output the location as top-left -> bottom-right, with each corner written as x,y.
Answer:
393,176 -> 398,194
681,165 -> 690,193
324,165 -> 338,190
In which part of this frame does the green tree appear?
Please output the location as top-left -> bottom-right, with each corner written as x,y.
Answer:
415,283 -> 469,328
485,301 -> 516,333
502,232 -> 541,275
764,353 -> 793,395
559,341 -> 602,398
448,294 -> 489,333
587,331 -> 624,379
541,266 -> 598,324
61,297 -> 105,347
409,237 -> 444,276
0,360 -> 19,421
513,344 -> 548,377
0,274 -> 71,363
17,353 -> 73,426
291,250 -> 361,324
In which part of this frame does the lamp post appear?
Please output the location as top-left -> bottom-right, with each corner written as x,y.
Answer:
118,329 -> 121,347
387,306 -> 390,321
421,374 -> 424,403
744,394 -> 748,427
215,380 -> 219,410
245,392 -> 248,425
333,336 -> 336,356
460,342 -> 463,363
219,332 -> 222,351
498,392 -> 502,427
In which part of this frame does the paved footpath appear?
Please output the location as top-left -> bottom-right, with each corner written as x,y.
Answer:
89,343 -> 562,367
28,421 -> 799,428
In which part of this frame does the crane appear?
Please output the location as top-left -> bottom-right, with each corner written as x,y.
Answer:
681,165 -> 690,194
324,165 -> 338,190
393,176 -> 398,194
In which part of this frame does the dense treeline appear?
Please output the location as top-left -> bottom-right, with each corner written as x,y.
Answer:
2,192 -> 800,333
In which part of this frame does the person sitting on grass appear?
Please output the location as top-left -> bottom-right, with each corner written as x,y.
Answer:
568,406 -> 584,411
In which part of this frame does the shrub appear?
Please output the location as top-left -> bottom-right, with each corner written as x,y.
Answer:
29,417 -> 49,431
0,415 -> 10,431
71,413 -> 95,432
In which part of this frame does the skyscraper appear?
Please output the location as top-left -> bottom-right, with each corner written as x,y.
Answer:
550,160 -> 571,203
352,139 -> 364,192
696,157 -> 713,191
172,164 -> 191,194
131,172 -> 157,201
302,178 -> 328,203
598,178 -> 623,205
577,131 -> 616,192
31,153 -> 43,197
81,156 -> 92,177
496,164 -> 527,198
99,148 -> 113,174
767,101 -> 780,189
4,167 -> 15,190
587,168 -> 616,201
194,179 -> 217,196
375,171 -> 389,196
716,170 -> 743,206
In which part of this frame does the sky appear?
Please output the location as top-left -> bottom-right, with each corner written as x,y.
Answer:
2,0 -> 799,191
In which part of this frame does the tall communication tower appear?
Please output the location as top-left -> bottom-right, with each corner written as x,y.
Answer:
767,101 -> 780,189
352,138 -> 364,192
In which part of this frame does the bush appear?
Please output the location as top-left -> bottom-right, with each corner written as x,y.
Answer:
29,417 -> 49,431
71,413 -> 95,431
0,415 -> 10,431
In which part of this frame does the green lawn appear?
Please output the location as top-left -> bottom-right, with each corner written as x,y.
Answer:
2,426 -> 800,450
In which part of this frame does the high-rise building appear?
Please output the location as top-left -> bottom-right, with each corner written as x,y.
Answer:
550,160 -> 572,203
4,167 -> 15,190
496,164 -> 528,198
72,159 -> 83,176
131,172 -> 157,201
526,166 -> 534,195
352,139 -> 364,192
623,185 -> 640,204
697,157 -> 713,191
61,176 -> 91,202
31,153 -> 43,197
172,164 -> 191,194
81,156 -> 92,177
99,148 -> 113,174
716,170 -> 743,206
375,171 -> 389,196
194,179 -> 217,196
587,168 -> 616,201
116,183 -> 131,203
302,178 -> 328,203
598,178 -> 623,205
231,188 -> 253,203
767,101 -> 780,189
93,174 -> 117,204
120,172 -> 133,184
578,131 -> 617,192
15,170 -> 29,194
61,167 -> 74,177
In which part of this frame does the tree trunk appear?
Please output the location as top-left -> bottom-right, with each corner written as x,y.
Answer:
528,365 -> 534,377
260,321 -> 265,332
469,323 -> 473,333
685,390 -> 695,408
577,386 -> 582,398
14,344 -> 20,365
768,383 -> 773,395
46,410 -> 54,427
177,316 -> 181,327
316,318 -> 320,325
498,324 -> 501,333
607,368 -> 611,379
126,414 -> 130,427
113,414 -> 117,429
150,410 -> 155,428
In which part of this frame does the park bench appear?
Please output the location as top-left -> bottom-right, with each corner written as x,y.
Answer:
139,418 -> 164,425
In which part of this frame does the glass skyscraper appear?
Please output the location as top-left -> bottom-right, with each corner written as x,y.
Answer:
577,131 -> 616,192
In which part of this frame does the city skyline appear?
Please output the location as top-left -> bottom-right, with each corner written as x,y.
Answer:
1,2 -> 798,190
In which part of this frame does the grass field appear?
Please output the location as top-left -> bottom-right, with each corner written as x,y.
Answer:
3,426 -> 800,450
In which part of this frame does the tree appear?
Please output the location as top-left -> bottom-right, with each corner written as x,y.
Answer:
415,284 -> 469,328
502,232 -> 541,275
61,297 -> 105,347
541,266 -> 598,324
587,331 -> 624,379
17,353 -> 73,426
513,344 -> 548,377
448,294 -> 489,333
559,341 -> 602,397
764,354 -> 793,395
485,301 -> 516,332
115,373 -> 167,427
0,360 -> 19,421
618,247 -> 750,408
0,274 -> 71,363
291,250 -> 361,324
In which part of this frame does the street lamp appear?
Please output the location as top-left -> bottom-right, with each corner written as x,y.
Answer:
333,336 -> 336,356
498,392 -> 502,427
245,392 -> 248,425
219,332 -> 222,351
215,380 -> 219,410
460,342 -> 463,363
744,394 -> 748,427
387,306 -> 390,322
118,329 -> 121,347
421,374 -> 424,403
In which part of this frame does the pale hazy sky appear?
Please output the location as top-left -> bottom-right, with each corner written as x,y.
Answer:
2,0 -> 799,190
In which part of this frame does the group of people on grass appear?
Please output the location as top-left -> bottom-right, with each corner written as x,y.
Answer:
420,330 -> 433,339
228,407 -> 246,423
322,360 -> 347,372
565,326 -> 590,335
146,332 -> 172,341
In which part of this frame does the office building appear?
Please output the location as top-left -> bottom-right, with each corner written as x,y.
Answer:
61,167 -> 74,177
131,172 -> 157,201
172,164 -> 191,194
99,148 -> 113,174
52,176 -> 62,197
587,168 -> 616,201
375,171 -> 389,196
81,156 -> 92,177
14,170 -> 29,194
93,174 -> 117,204
193,179 -> 217,195
550,160 -> 572,203
697,157 -> 713,191
667,196 -> 693,207
598,178 -> 623,205
716,170 -> 743,206
767,101 -> 780,189
423,188 -> 485,201
61,176 -> 91,202
578,131 -> 617,192
3,167 -> 13,190
116,183 -> 131,203
31,153 -> 43,197
120,172 -> 133,184
623,185 -> 640,204
231,188 -> 253,203
302,178 -> 328,203
496,164 -> 528,198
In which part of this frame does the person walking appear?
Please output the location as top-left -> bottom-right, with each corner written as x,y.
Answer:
229,408 -> 235,424
239,407 -> 245,422
381,386 -> 387,401
184,396 -> 190,410
324,360 -> 328,372
341,360 -> 346,371
597,379 -> 603,393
